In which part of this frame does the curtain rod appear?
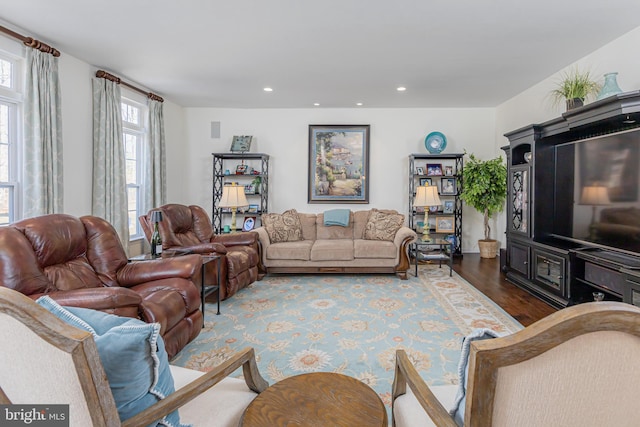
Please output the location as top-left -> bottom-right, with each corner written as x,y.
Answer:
95,70 -> 164,103
0,25 -> 60,57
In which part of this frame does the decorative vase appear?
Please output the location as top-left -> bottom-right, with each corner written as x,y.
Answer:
597,72 -> 623,100
566,98 -> 584,111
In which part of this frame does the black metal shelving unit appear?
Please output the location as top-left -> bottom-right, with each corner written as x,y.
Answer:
212,153 -> 269,234
409,153 -> 464,255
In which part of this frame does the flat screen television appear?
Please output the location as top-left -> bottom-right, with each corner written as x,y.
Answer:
551,128 -> 640,256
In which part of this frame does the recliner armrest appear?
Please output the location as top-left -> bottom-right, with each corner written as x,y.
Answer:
29,287 -> 143,317
213,231 -> 259,247
117,254 -> 203,287
166,242 -> 227,255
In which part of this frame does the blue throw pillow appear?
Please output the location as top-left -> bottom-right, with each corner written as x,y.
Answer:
449,328 -> 500,426
36,296 -> 190,427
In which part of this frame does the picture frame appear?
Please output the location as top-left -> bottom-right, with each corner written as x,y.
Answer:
443,200 -> 455,214
308,125 -> 370,203
230,135 -> 253,153
244,183 -> 255,194
435,216 -> 455,233
426,163 -> 443,176
236,164 -> 248,174
444,165 -> 454,176
415,206 -> 425,213
429,205 -> 439,213
415,166 -> 425,175
242,216 -> 256,231
248,204 -> 259,213
419,177 -> 433,186
441,177 -> 457,195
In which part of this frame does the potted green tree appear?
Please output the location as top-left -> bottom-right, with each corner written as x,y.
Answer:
460,153 -> 507,258
550,68 -> 600,110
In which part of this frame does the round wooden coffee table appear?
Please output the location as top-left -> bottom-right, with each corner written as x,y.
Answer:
240,372 -> 387,426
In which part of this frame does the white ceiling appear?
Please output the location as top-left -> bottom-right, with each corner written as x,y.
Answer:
2,0 -> 640,108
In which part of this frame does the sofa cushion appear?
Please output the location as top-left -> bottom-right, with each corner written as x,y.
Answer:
298,213 -> 318,241
36,296 -> 187,427
310,240 -> 354,261
364,209 -> 405,241
266,240 -> 314,261
316,213 -> 354,240
353,210 -> 370,239
354,239 -> 397,259
262,209 -> 304,243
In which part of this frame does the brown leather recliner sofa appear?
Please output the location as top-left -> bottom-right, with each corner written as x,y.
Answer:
0,214 -> 203,358
139,204 -> 264,300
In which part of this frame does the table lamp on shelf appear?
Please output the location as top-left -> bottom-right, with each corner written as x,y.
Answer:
219,183 -> 249,232
414,185 -> 441,242
579,184 -> 610,240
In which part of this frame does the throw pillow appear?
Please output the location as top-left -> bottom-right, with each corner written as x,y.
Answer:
449,328 -> 500,426
36,296 -> 189,427
262,209 -> 304,243
363,209 -> 404,241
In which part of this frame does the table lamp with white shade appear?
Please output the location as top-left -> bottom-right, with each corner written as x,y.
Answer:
219,183 -> 249,232
414,185 -> 442,242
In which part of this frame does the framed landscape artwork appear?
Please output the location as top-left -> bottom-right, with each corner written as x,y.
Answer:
308,125 -> 370,203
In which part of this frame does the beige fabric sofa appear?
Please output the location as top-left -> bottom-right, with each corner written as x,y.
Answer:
255,209 -> 416,279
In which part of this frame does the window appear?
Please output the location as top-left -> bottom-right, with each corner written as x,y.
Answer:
0,51 -> 22,225
121,96 -> 148,239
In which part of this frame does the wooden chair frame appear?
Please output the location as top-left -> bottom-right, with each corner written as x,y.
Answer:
0,287 -> 268,427
392,301 -> 640,427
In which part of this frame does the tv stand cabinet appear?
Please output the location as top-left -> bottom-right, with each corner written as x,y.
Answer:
503,91 -> 640,309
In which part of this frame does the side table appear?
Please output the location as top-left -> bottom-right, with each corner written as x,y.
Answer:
413,238 -> 453,276
128,253 -> 222,323
240,372 -> 387,426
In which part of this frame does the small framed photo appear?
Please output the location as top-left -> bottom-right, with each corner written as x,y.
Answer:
230,135 -> 253,153
242,216 -> 256,231
244,183 -> 255,194
443,200 -> 455,214
435,216 -> 455,233
247,204 -> 259,213
429,205 -> 439,213
236,164 -> 248,174
415,206 -> 425,213
419,177 -> 433,186
426,164 -> 443,176
441,178 -> 457,195
444,165 -> 454,176
415,166 -> 425,175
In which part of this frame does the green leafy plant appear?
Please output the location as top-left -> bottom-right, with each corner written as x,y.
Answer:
550,68 -> 600,108
460,153 -> 507,241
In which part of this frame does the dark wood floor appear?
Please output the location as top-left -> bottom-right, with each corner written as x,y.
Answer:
452,254 -> 557,327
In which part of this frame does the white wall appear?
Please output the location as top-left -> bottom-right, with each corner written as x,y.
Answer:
183,107 -> 496,252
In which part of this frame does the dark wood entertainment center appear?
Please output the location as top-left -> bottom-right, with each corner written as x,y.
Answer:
503,91 -> 640,309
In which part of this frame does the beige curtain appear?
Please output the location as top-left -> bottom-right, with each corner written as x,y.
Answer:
23,48 -> 63,218
146,99 -> 166,209
91,77 -> 129,246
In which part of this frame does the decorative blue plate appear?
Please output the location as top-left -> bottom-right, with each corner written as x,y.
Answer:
425,131 -> 447,154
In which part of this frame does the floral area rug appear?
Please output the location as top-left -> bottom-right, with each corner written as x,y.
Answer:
171,263 -> 522,419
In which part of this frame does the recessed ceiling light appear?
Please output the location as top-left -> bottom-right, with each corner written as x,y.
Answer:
397,86 -> 407,91
314,103 -> 320,106
356,102 -> 363,106
263,87 -> 273,92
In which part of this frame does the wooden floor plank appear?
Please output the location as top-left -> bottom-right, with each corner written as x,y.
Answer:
453,254 -> 557,327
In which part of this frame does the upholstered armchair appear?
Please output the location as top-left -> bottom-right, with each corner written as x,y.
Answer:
0,213 -> 204,358
140,204 -> 264,300
392,301 -> 640,427
0,287 -> 268,427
